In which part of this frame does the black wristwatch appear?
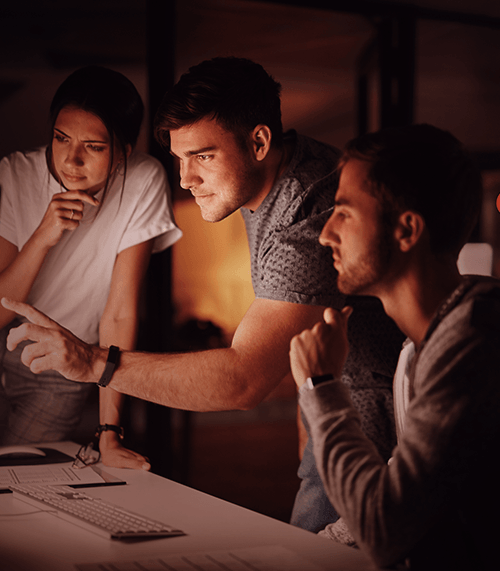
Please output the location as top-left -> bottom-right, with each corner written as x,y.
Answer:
95,424 -> 124,439
97,345 -> 120,388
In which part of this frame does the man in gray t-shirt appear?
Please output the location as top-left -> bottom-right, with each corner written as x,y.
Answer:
4,57 -> 403,534
243,129 -> 404,531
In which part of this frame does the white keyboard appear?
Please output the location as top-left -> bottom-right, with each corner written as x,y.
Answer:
9,483 -> 185,540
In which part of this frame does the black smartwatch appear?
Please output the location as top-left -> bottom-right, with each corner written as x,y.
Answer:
97,345 -> 120,388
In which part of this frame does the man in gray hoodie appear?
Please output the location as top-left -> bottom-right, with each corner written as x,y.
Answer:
291,123 -> 499,570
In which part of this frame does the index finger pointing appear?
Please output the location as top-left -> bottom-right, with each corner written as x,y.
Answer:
1,298 -> 55,328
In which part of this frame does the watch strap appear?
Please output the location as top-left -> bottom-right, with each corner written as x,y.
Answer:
97,345 -> 120,388
95,424 -> 124,439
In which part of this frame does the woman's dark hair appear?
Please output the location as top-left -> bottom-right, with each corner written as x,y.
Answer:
341,124 -> 483,259
154,57 -> 283,150
47,66 -> 144,210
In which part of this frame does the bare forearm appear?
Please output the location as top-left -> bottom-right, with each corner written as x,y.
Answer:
103,344 -> 284,412
100,310 -> 274,414
99,315 -> 138,425
2,297 -> 325,413
96,311 -> 151,470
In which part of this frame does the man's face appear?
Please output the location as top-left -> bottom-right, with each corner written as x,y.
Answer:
320,158 -> 394,296
170,118 -> 264,222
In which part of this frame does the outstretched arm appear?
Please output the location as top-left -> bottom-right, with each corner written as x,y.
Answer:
2,296 -> 326,412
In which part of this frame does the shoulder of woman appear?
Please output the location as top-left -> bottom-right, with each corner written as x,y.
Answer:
125,152 -> 167,185
0,146 -> 48,183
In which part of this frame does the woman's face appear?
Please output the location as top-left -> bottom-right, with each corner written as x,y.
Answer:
50,105 -> 122,195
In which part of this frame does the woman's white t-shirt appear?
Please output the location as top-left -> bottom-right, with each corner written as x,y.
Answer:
0,147 -> 182,343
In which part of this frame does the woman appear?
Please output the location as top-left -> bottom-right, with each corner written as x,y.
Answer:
0,66 -> 182,469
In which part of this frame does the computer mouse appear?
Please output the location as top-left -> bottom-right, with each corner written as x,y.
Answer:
0,445 -> 47,458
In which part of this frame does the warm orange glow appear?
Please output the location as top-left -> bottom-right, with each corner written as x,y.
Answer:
172,200 -> 254,334
496,193 -> 500,213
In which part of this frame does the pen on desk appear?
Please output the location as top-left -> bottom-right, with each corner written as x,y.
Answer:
69,481 -> 127,489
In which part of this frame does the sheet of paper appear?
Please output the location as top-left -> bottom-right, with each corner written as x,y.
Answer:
75,545 -> 326,571
0,463 -> 106,490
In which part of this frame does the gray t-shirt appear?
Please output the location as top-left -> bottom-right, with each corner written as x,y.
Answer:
241,131 -> 343,308
242,131 -> 405,532
241,130 -> 403,410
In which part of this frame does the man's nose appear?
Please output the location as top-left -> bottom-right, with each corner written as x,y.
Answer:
179,161 -> 202,190
319,213 -> 339,247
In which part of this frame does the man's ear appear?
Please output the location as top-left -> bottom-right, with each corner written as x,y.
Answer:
394,211 -> 426,252
251,124 -> 272,161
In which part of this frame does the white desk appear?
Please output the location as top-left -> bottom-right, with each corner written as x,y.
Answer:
0,442 -> 375,571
